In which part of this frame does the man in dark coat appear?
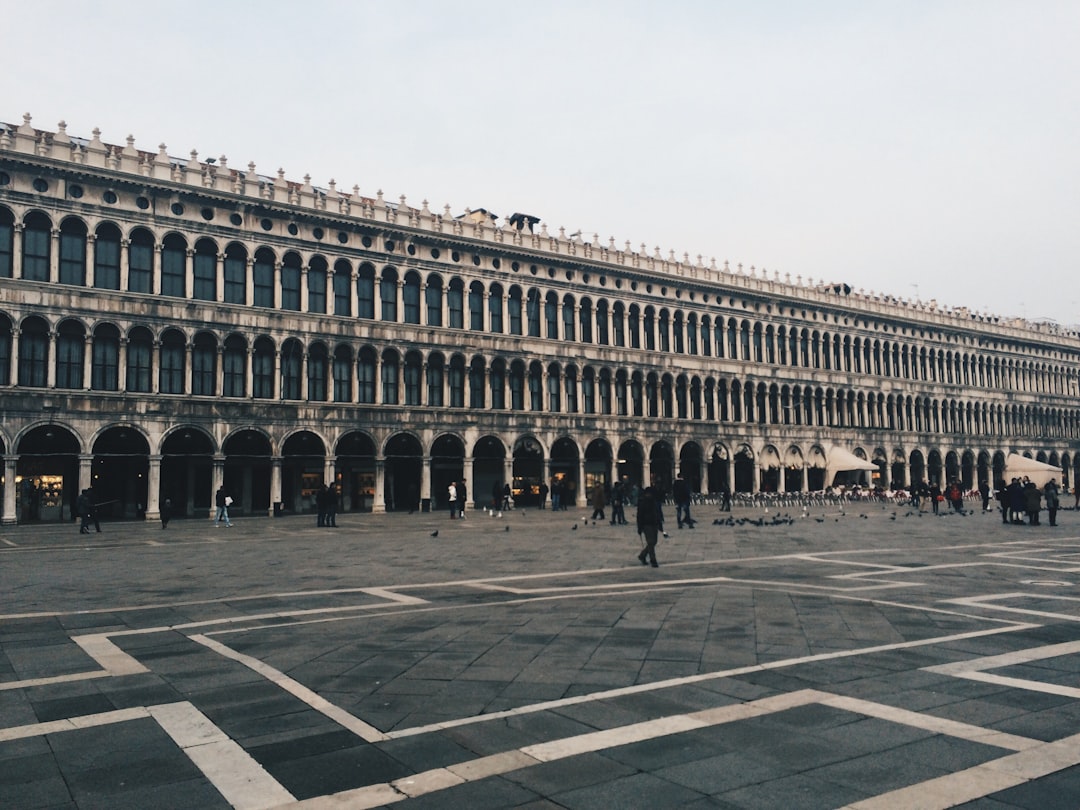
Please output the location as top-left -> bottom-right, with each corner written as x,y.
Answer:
636,486 -> 661,568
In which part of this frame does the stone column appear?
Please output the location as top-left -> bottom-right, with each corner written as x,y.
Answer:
2,456 -> 17,525
49,227 -> 60,283
144,455 -> 161,522
211,456 -> 225,520
46,329 -> 58,388
374,458 -> 386,514
270,457 -> 282,512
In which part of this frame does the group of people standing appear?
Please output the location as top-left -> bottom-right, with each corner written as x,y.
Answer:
999,478 -> 1061,526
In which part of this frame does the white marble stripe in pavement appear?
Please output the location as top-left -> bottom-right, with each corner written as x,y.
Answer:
841,731 -> 1080,810
385,621 -> 1039,739
271,689 -> 1050,810
150,701 -> 296,810
190,633 -> 389,743
0,706 -> 150,742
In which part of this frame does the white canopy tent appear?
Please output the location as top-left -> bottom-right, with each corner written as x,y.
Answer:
826,446 -> 878,486
1003,454 -> 1062,488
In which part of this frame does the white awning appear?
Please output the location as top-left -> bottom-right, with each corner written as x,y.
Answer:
1003,454 -> 1062,488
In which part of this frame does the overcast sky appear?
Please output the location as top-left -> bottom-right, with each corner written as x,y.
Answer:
4,1 -> 1078,326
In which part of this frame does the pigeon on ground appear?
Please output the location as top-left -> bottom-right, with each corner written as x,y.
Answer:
430,530 -> 439,537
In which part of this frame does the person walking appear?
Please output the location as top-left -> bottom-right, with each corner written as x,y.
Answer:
84,487 -> 101,533
502,483 -> 512,511
538,481 -> 549,510
325,484 -> 338,527
590,482 -> 606,522
77,489 -> 92,534
161,497 -> 172,529
610,480 -> 627,525
215,486 -> 233,527
1044,479 -> 1060,527
673,474 -> 694,528
458,480 -> 467,519
978,480 -> 991,512
636,485 -> 661,567
316,485 -> 328,527
1008,478 -> 1025,524
448,481 -> 458,519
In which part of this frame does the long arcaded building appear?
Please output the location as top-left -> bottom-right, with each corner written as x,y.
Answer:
1,114 -> 1078,524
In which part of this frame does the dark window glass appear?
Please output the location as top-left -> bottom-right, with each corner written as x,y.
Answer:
333,348 -> 352,402
448,284 -> 464,329
128,235 -> 153,294
192,249 -> 216,301
253,254 -> 274,308
403,277 -> 420,324
281,261 -> 301,311
159,334 -> 185,394
357,266 -> 375,319
59,227 -> 86,285
223,252 -> 246,304
252,343 -> 274,399
281,342 -> 302,399
307,267 -> 327,314
191,337 -> 216,395
22,219 -> 50,281
308,347 -> 328,401
0,212 -> 12,277
425,280 -> 442,326
94,231 -> 121,289
357,349 -> 375,403
55,328 -> 84,389
91,330 -> 119,391
334,269 -> 351,316
162,240 -> 187,297
18,322 -> 49,386
222,343 -> 245,397
380,274 -> 397,321
126,332 -> 152,393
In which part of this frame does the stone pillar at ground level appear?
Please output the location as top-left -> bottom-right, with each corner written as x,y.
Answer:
144,455 -> 161,522
2,457 -> 17,525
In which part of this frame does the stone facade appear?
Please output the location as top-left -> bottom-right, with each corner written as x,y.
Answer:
1,113 -> 1078,524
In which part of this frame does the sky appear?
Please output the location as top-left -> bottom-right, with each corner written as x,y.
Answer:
4,1 -> 1078,326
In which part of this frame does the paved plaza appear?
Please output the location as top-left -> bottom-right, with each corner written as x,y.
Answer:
4,498 -> 1080,809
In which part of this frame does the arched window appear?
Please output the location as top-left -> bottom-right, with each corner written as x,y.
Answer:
526,288 -> 541,337
564,365 -> 579,412
596,300 -> 609,345
657,309 -> 670,353
630,371 -> 644,416
508,286 -> 523,335
159,329 -> 186,394
448,279 -> 464,329
357,263 -> 376,318
91,323 -> 120,391
17,317 -> 49,386
307,256 -> 328,314
403,271 -> 421,324
615,369 -> 628,416
579,299 -> 593,343
404,350 -> 422,406
490,358 -> 506,408
253,248 -> 275,308
331,344 -> 352,402
469,357 -> 486,408
449,354 -> 466,407
489,283 -> 504,333
224,244 -> 247,305
253,337 -> 275,399
128,228 -> 154,294
281,253 -> 302,311
644,307 -> 656,351
56,320 -> 85,389
562,296 -> 576,341
509,359 -> 525,410
582,366 -> 596,414
280,339 -> 303,400
426,275 -> 443,326
0,206 -> 14,278
547,363 -> 562,411
380,267 -> 399,321
612,303 -> 625,347
192,239 -> 217,301
307,342 -> 329,401
93,223 -> 122,290
22,212 -> 51,282
222,334 -> 247,397
126,326 -> 153,393
628,305 -> 641,350
191,332 -> 217,396
599,368 -> 612,414
334,260 -> 353,316
545,292 -> 559,339
161,234 -> 188,298
357,346 -> 377,403
427,352 -> 445,406
529,361 -> 543,411
469,281 -> 484,330
381,350 -> 400,404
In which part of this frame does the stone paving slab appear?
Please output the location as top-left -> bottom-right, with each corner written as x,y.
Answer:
3,505 -> 1080,807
